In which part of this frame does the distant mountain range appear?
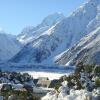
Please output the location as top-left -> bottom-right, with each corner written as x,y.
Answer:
0,32 -> 21,61
0,0 -> 100,66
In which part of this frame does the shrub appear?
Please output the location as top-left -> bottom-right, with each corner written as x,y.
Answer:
94,65 -> 100,76
84,65 -> 93,73
1,89 -> 40,100
54,83 -> 62,92
75,62 -> 84,73
95,78 -> 100,88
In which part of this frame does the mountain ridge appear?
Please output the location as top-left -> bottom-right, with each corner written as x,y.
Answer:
11,0 -> 100,65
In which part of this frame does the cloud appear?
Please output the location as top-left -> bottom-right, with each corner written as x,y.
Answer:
0,27 -> 3,31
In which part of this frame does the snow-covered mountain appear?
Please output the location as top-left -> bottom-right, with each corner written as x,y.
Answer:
17,13 -> 65,44
0,31 -> 21,61
55,0 -> 100,66
11,0 -> 100,64
56,27 -> 100,65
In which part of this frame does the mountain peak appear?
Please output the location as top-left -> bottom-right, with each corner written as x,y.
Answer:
40,12 -> 65,27
20,26 -> 35,35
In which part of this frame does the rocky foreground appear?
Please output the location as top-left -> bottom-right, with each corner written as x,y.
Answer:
42,63 -> 100,100
0,63 -> 99,100
0,70 -> 40,100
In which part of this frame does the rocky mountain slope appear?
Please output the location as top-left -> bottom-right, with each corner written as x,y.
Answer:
56,27 -> 100,65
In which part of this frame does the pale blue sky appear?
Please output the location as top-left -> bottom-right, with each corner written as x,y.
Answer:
0,0 -> 86,35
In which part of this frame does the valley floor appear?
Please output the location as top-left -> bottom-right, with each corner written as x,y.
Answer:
22,71 -> 72,80
0,62 -> 75,80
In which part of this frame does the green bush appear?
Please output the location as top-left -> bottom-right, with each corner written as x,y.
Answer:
54,83 -> 62,92
94,66 -> 100,75
1,90 -> 40,100
95,78 -> 100,88
75,62 -> 84,73
84,65 -> 93,73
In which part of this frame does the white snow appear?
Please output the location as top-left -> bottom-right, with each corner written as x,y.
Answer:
17,12 -> 65,45
22,71 -> 72,80
33,87 -> 53,94
42,85 -> 99,100
12,84 -> 24,90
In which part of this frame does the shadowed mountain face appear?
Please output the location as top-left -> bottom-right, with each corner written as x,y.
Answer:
0,32 -> 21,61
